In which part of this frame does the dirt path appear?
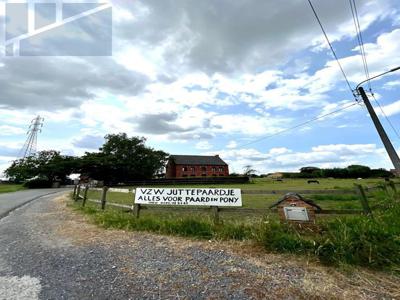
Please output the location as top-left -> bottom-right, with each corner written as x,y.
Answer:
0,193 -> 399,299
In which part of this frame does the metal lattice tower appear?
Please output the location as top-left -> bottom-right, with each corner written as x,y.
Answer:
19,116 -> 44,158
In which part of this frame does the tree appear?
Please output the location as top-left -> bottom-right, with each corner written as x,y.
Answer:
370,168 -> 393,178
347,165 -> 371,178
243,165 -> 257,176
79,133 -> 169,183
5,150 -> 78,183
300,166 -> 320,173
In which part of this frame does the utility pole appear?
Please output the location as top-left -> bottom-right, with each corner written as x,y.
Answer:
356,67 -> 400,174
357,86 -> 400,172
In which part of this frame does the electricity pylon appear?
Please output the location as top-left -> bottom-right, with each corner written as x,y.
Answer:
19,115 -> 44,159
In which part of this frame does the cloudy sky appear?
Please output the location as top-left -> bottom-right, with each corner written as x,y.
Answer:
1,0 -> 400,176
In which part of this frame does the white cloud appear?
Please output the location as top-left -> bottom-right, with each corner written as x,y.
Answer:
383,80 -> 400,90
0,125 -> 25,136
269,147 -> 292,155
209,114 -> 290,136
377,100 -> 400,117
72,134 -> 104,150
195,141 -> 213,150
226,141 -> 237,149
210,144 -> 389,174
114,0 -> 394,75
0,1 -> 399,176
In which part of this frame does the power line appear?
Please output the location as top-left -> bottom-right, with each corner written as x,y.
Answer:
307,0 -> 355,98
350,1 -> 400,140
235,102 -> 359,149
349,0 -> 371,91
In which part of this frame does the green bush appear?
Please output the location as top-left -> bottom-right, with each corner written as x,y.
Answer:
23,178 -> 52,189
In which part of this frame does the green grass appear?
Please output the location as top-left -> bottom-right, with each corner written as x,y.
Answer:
0,184 -> 25,194
75,201 -> 262,240
118,178 -> 389,191
73,191 -> 400,273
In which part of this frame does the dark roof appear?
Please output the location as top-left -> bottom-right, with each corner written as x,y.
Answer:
169,155 -> 228,166
269,193 -> 322,211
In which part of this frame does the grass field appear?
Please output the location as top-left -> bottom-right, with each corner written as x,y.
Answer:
112,177 -> 387,190
0,184 -> 25,194
85,178 -> 391,211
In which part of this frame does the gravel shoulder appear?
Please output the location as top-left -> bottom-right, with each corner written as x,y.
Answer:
0,193 -> 399,299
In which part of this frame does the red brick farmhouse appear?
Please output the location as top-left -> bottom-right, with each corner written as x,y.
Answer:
166,155 -> 229,178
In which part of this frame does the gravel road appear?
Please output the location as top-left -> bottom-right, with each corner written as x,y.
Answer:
0,192 -> 399,299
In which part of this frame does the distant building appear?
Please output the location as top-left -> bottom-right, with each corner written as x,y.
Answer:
166,155 -> 229,178
267,172 -> 284,179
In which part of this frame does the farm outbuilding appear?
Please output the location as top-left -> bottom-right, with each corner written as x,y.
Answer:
166,155 -> 229,178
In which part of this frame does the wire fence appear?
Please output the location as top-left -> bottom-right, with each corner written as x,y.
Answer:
71,181 -> 397,222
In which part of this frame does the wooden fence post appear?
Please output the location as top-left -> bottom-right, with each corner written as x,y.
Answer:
101,186 -> 108,210
211,206 -> 220,224
73,185 -> 77,200
75,185 -> 81,202
354,184 -> 373,217
82,185 -> 89,207
133,204 -> 141,218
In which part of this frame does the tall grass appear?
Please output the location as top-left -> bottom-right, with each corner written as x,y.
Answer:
73,191 -> 400,273
256,193 -> 400,272
79,205 -> 257,241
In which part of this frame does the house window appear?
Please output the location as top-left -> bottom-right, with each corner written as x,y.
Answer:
219,167 -> 224,172
190,167 -> 195,173
201,166 -> 207,171
212,167 -> 216,172
182,167 -> 188,172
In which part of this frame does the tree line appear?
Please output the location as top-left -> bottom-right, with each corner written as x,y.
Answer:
280,165 -> 393,179
5,133 -> 169,186
5,133 -> 394,187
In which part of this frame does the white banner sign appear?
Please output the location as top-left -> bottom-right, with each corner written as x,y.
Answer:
134,188 -> 242,207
